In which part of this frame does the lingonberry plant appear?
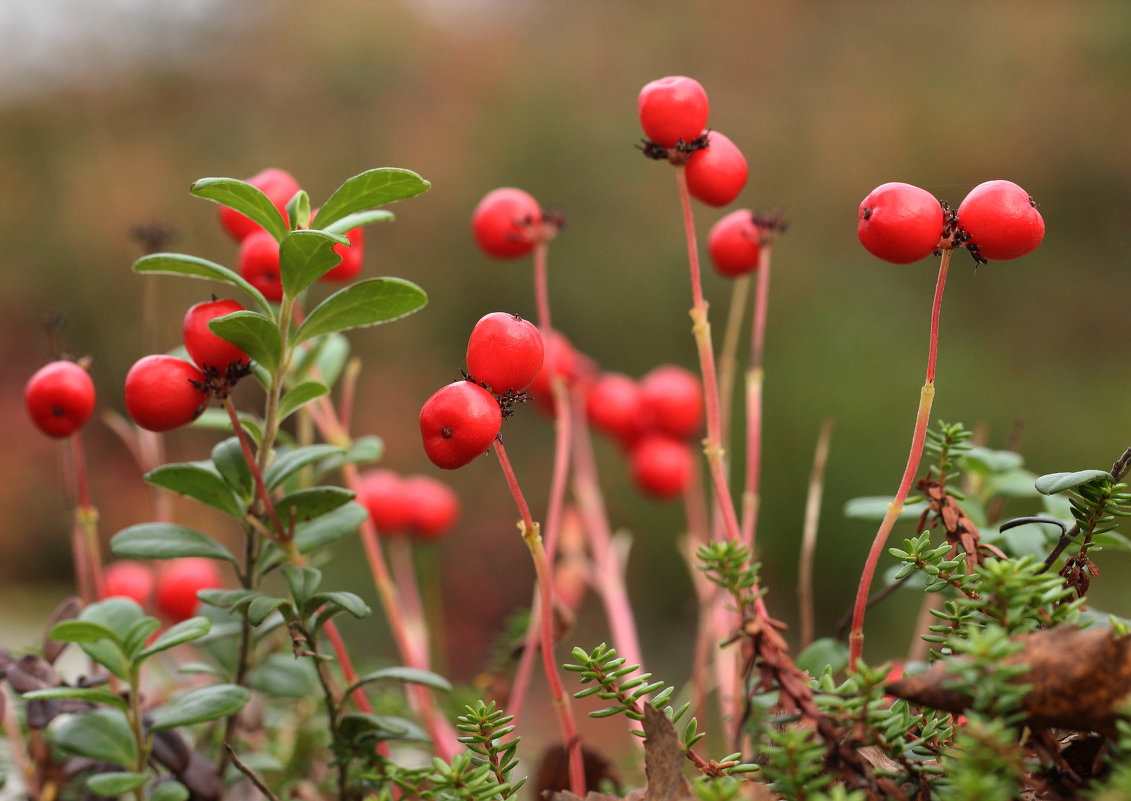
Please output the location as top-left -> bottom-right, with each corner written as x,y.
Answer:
9,72 -> 1130,801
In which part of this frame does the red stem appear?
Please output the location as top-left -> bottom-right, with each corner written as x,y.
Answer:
223,398 -> 289,543
69,431 -> 105,601
740,242 -> 773,549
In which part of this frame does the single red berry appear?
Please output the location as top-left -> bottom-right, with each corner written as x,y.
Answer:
124,355 -> 210,432
238,229 -> 283,302
857,182 -> 944,264
322,226 -> 365,282
156,557 -> 222,622
640,365 -> 702,439
102,561 -> 155,606
420,381 -> 503,470
219,168 -> 301,242
466,312 -> 544,394
402,475 -> 460,541
637,76 -> 710,148
957,180 -> 1045,261
526,329 -> 578,413
183,299 -> 250,374
358,469 -> 411,534
630,434 -> 694,499
25,360 -> 96,438
708,209 -> 761,277
585,372 -> 648,446
472,188 -> 542,260
685,131 -> 748,207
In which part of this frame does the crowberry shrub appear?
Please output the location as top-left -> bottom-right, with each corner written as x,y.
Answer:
219,168 -> 301,242
708,209 -> 761,277
637,75 -> 709,148
685,131 -> 748,207
957,179 -> 1045,261
472,188 -> 542,260
466,312 -> 544,394
124,354 -> 210,432
420,380 -> 503,469
857,181 -> 944,264
24,360 -> 96,438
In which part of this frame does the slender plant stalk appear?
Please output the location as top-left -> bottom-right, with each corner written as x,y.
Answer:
740,239 -> 774,549
223,398 -> 289,543
69,431 -> 105,601
798,418 -> 834,650
717,274 -> 752,441
848,248 -> 952,668
492,439 -> 586,796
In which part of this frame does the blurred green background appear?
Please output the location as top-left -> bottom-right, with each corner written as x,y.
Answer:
4,0 -> 1130,694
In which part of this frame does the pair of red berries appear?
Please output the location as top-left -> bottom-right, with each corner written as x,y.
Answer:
358,469 -> 460,541
102,557 -> 222,622
638,75 -> 749,207
420,312 -> 545,469
25,360 -> 97,438
857,179 -> 1045,264
125,299 -> 252,432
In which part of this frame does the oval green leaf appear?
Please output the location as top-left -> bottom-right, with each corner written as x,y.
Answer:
312,168 -> 430,229
190,177 -> 288,241
208,310 -> 282,373
278,381 -> 331,423
322,209 -> 395,235
145,462 -> 245,518
49,620 -> 121,646
293,278 -> 427,345
87,771 -> 150,797
111,524 -> 237,564
275,487 -> 355,526
280,229 -> 348,297
844,496 -> 927,521
22,687 -> 128,712
138,616 -> 212,660
150,780 -> 191,801
212,437 -> 253,500
303,591 -> 370,620
149,684 -> 251,731
264,443 -> 343,489
345,666 -> 452,697
1034,470 -> 1114,495
133,253 -> 272,315
55,708 -> 137,767
257,502 -> 368,571
287,189 -> 312,230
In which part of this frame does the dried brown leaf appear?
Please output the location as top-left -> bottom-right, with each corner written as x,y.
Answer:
43,596 -> 83,665
642,704 -> 693,801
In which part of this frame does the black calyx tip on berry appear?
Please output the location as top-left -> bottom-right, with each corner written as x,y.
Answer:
638,139 -> 671,160
751,210 -> 789,240
441,426 -> 453,439
495,389 -> 531,419
861,207 -> 873,221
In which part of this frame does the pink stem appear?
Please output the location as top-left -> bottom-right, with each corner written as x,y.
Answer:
223,398 -> 289,543
69,432 -> 104,601
740,242 -> 773,549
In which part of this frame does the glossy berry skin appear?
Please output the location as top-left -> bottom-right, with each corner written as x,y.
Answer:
359,469 -> 411,534
402,475 -> 460,540
102,561 -> 155,606
219,168 -> 301,242
638,76 -> 709,148
25,361 -> 96,438
630,434 -> 694,499
685,131 -> 748,207
708,209 -> 761,277
586,373 -> 647,446
641,365 -> 703,439
472,188 -> 542,260
183,299 -> 250,373
156,558 -> 222,622
957,180 -> 1045,261
322,226 -> 365,282
466,312 -> 544,394
238,229 -> 283,302
124,355 -> 210,432
420,381 -> 502,470
857,182 -> 944,264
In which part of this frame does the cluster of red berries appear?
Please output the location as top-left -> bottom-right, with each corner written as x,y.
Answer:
586,365 -> 703,499
228,168 -> 364,301
420,312 -> 545,469
102,557 -> 222,622
638,75 -> 748,207
357,469 -> 460,541
124,298 -> 252,432
857,179 -> 1045,264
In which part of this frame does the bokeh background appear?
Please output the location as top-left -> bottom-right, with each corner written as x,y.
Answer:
3,0 -> 1130,722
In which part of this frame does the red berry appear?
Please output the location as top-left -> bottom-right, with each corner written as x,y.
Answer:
322,226 -> 365,282
124,355 -> 210,432
358,469 -> 411,534
156,558 -> 222,622
102,561 -> 155,606
182,299 -> 250,374
526,329 -> 578,413
585,373 -> 647,446
638,76 -> 710,148
402,475 -> 460,540
472,188 -> 542,260
25,361 -> 96,438
857,182 -> 944,264
238,229 -> 283,302
219,168 -> 301,242
957,180 -> 1045,261
630,434 -> 694,499
420,381 -> 502,470
466,312 -> 544,394
640,365 -> 702,439
708,209 -> 761,277
685,131 -> 748,207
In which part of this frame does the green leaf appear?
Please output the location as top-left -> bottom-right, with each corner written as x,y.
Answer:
208,311 -> 282,373
144,462 -> 245,518
22,687 -> 128,712
1035,470 -> 1114,495
191,177 -> 288,241
283,565 -> 322,607
303,591 -> 370,621
149,684 -> 251,731
1094,531 -> 1131,552
278,381 -> 331,423
87,772 -> 149,797
264,444 -> 344,489
248,596 -> 292,626
55,708 -> 137,767
76,598 -> 149,679
280,229 -> 348,297
345,666 -> 452,698
258,502 -> 368,570
150,780 -> 191,801
314,333 -> 350,385
133,253 -> 272,315
197,589 -> 262,611
322,209 -> 395,235
337,712 -> 430,743
985,469 -> 1041,499
312,168 -> 430,229
795,638 -> 849,676
123,617 -> 163,659
138,617 -> 212,659
293,278 -> 427,345
247,654 -> 317,698
286,189 -> 312,230
212,437 -> 253,500
49,620 -> 122,646
275,487 -> 355,525
317,436 -> 384,474
844,496 -> 927,521
111,524 -> 237,564
964,446 -> 1024,475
